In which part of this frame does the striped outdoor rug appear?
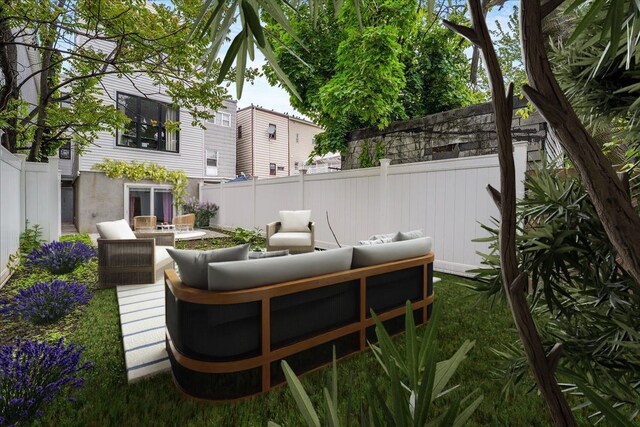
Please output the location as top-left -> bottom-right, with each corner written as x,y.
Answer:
116,282 -> 170,383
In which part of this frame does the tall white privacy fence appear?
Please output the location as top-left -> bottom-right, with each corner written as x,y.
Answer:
1,146 -> 60,285
200,142 -> 528,276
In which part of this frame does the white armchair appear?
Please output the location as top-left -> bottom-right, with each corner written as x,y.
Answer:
266,210 -> 315,254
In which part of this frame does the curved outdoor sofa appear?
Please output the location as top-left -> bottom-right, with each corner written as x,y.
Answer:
165,238 -> 435,401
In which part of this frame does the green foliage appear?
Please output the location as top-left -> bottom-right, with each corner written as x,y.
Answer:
59,234 -> 94,247
270,301 -> 482,426
549,0 -> 640,165
93,160 -> 188,208
264,1 -> 476,157
357,141 -> 386,168
8,222 -> 45,272
1,0 -> 229,160
231,227 -> 265,250
471,162 -> 640,421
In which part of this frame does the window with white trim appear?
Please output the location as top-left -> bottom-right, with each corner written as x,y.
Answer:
208,111 -> 231,127
206,150 -> 219,176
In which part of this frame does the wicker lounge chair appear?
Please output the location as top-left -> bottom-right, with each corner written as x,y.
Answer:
173,213 -> 196,231
96,219 -> 174,288
133,215 -> 157,231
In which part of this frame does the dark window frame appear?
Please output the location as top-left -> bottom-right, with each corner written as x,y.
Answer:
59,141 -> 71,159
269,163 -> 276,176
116,92 -> 180,153
237,125 -> 242,138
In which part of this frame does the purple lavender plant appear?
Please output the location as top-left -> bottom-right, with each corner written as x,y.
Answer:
183,197 -> 219,227
0,338 -> 92,426
26,241 -> 96,274
0,280 -> 92,324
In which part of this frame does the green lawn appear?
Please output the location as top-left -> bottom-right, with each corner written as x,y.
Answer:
2,235 -> 596,426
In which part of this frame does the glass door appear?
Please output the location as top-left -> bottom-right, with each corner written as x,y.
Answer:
128,188 -> 151,224
154,189 -> 174,225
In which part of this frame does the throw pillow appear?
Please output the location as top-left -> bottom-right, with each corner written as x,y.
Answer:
368,232 -> 400,242
249,249 -> 290,259
279,210 -> 311,232
396,229 -> 424,241
96,219 -> 136,240
357,235 -> 396,245
167,243 -> 250,289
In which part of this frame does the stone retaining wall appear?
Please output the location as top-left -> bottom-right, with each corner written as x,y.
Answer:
342,98 -> 555,169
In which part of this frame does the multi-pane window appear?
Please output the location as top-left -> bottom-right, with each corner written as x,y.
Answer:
294,161 -> 299,170
269,163 -> 276,176
117,93 -> 179,152
128,187 -> 174,224
209,111 -> 231,127
237,125 -> 242,138
206,150 -> 219,176
295,133 -> 299,143
277,166 -> 285,171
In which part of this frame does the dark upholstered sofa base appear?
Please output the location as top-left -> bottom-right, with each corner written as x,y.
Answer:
165,253 -> 434,401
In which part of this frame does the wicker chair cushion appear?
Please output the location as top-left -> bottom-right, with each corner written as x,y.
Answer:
208,247 -> 353,291
396,229 -> 424,241
167,244 -> 250,289
352,237 -> 432,269
96,219 -> 136,240
268,232 -> 312,246
278,210 -> 311,232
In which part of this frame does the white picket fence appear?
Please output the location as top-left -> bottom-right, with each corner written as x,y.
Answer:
0,146 -> 61,286
200,142 -> 528,276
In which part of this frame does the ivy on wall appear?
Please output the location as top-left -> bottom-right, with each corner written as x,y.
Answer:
93,160 -> 188,208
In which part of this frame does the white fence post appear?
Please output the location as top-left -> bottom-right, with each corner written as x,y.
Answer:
379,158 -> 391,233
299,169 -> 306,209
251,177 -> 257,226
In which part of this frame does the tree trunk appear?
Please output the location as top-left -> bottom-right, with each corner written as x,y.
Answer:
0,17 -> 19,152
520,0 -> 640,286
444,0 -> 577,424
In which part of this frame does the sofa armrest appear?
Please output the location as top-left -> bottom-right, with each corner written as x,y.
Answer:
134,231 -> 175,247
309,221 -> 315,244
266,222 -> 281,240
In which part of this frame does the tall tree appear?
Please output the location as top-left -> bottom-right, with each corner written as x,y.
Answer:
0,0 -> 229,161
260,0 -> 476,156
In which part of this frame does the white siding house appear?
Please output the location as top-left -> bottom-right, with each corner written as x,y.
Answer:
71,68 -> 237,232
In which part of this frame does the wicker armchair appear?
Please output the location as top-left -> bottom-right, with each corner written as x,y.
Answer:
133,215 -> 157,231
97,230 -> 175,289
266,221 -> 315,254
173,213 -> 195,231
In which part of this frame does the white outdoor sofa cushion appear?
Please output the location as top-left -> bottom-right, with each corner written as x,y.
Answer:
208,247 -> 353,291
352,237 -> 433,268
279,210 -> 312,232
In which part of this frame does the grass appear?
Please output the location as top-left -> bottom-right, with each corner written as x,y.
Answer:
1,234 -> 597,426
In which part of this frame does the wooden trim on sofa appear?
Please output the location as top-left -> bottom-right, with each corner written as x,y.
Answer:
165,253 -> 434,304
165,252 -> 435,400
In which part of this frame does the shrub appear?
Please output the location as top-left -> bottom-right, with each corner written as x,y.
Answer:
0,280 -> 93,324
0,338 -> 92,426
26,241 -> 96,274
59,233 -> 94,247
232,227 -> 265,249
8,222 -> 45,272
270,302 -> 482,426
183,197 -> 219,228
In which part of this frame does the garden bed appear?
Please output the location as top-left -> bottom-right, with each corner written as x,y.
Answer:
0,230 -> 597,426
